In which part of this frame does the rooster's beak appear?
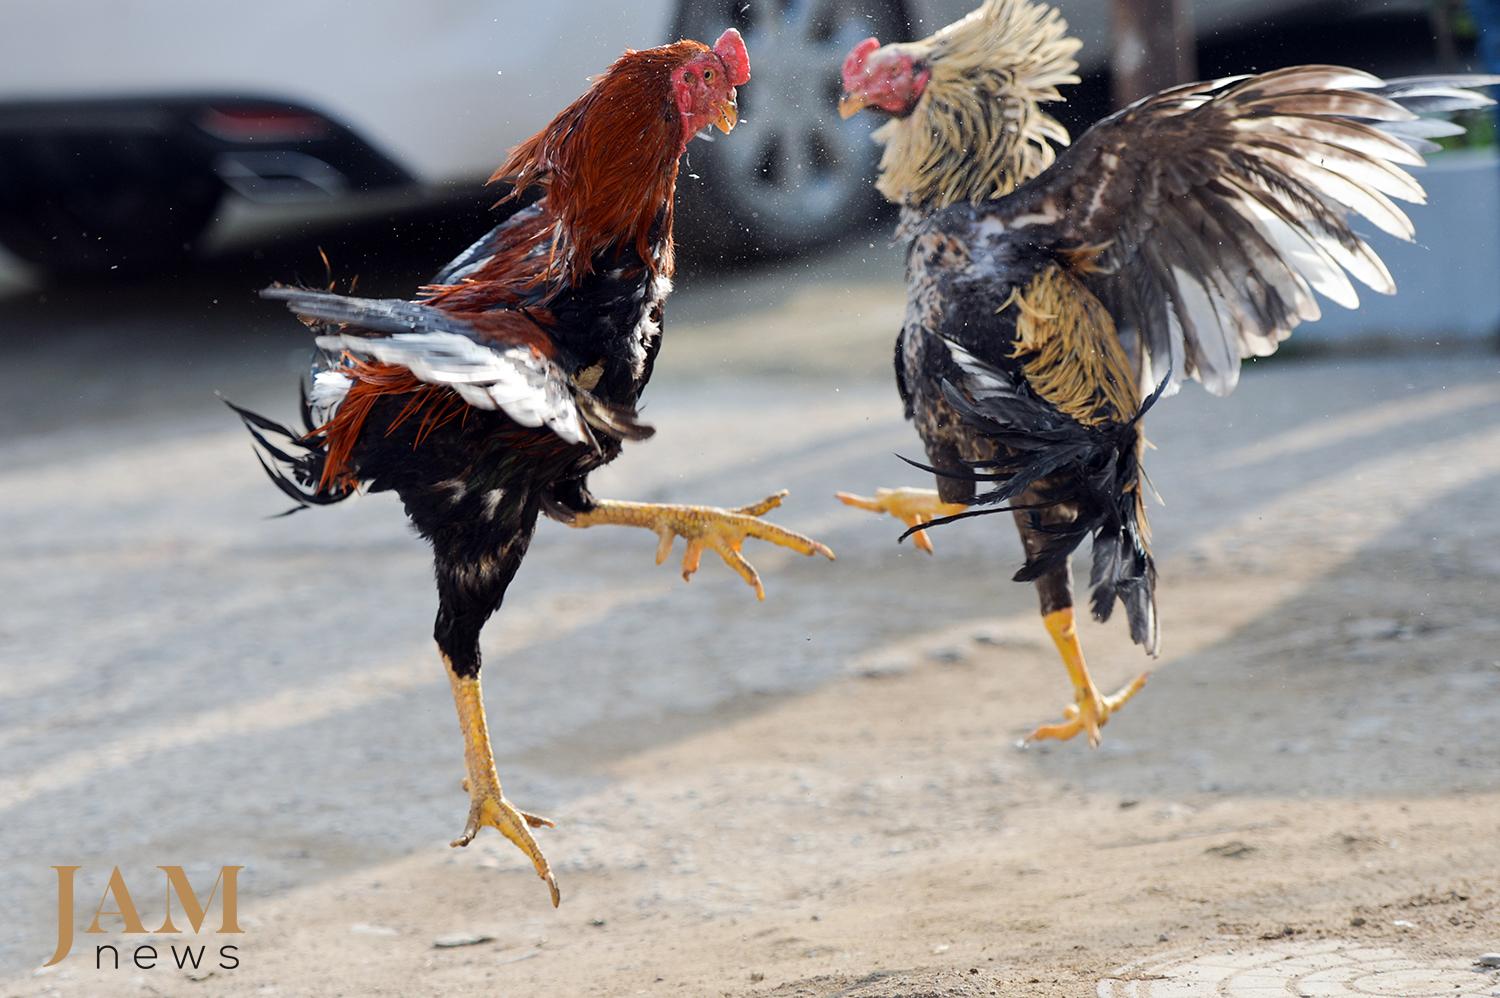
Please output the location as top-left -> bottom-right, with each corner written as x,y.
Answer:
712,98 -> 738,134
838,92 -> 868,119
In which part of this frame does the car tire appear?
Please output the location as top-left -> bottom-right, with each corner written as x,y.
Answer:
673,0 -> 910,259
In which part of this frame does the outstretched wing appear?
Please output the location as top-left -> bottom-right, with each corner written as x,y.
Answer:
989,66 -> 1499,396
261,286 -> 650,448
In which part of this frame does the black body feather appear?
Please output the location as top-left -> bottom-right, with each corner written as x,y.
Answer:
229,199 -> 673,678
889,65 -> 1496,662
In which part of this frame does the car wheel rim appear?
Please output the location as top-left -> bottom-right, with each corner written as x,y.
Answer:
680,0 -> 905,245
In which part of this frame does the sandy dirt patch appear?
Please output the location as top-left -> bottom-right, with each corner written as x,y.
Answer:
14,436 -> 1500,998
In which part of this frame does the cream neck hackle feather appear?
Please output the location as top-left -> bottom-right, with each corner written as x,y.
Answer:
873,0 -> 1080,209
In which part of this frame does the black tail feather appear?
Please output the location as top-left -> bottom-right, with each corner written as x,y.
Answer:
903,375 -> 1165,656
221,394 -> 354,513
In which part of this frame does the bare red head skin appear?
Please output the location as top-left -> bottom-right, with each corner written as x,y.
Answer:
839,36 -> 930,118
672,28 -> 751,146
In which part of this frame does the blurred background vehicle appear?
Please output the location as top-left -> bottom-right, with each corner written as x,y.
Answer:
0,0 -> 1484,278
0,0 -> 926,275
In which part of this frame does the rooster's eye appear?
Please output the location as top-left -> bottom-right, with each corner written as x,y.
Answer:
704,69 -> 714,82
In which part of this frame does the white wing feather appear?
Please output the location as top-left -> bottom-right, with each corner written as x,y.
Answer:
315,330 -> 591,446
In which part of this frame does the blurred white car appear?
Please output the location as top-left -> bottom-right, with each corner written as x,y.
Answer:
0,0 -> 1328,272
0,0 -> 966,271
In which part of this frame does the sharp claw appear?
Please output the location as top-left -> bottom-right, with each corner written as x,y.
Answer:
834,491 -> 878,512
716,541 -> 765,599
449,669 -> 558,905
570,493 -> 832,597
654,529 -> 675,565
681,539 -> 706,581
1109,671 -> 1152,707
736,490 -> 788,517
1025,671 -> 1149,748
520,811 -> 555,829
1025,609 -> 1149,749
1024,719 -> 1084,745
835,488 -> 963,553
456,791 -> 558,901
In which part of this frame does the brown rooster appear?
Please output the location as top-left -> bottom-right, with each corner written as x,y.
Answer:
230,29 -> 834,906
834,0 -> 1497,746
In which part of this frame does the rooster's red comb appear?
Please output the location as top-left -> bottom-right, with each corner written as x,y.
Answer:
842,37 -> 881,88
713,28 -> 750,86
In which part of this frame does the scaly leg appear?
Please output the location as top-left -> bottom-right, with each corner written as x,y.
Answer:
834,487 -> 967,554
1024,608 -> 1149,748
566,491 -> 833,600
446,658 -> 560,907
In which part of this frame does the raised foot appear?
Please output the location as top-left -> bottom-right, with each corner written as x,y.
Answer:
835,486 -> 967,554
567,491 -> 834,600
1024,670 -> 1150,749
452,777 -> 560,907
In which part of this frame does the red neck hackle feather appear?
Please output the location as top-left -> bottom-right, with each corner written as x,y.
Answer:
318,35 -> 750,486
423,31 -> 747,311
488,40 -> 711,287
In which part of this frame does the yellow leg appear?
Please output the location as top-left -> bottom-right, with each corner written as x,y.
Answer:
1025,608 -> 1149,748
834,487 -> 967,554
446,659 -> 560,907
565,490 -> 833,600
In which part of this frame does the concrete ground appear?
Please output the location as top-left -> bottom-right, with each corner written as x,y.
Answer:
2,227 -> 1499,997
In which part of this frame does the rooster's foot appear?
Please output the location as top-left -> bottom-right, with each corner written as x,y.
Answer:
1024,671 -> 1149,748
835,486 -> 967,554
447,665 -> 559,906
1022,607 -> 1149,748
566,491 -> 834,600
453,777 -> 559,905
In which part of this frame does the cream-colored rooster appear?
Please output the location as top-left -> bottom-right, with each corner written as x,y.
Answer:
836,0 -> 1497,745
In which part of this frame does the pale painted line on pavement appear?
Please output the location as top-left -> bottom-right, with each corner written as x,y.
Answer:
1215,380 -> 1500,471
1151,422 -> 1500,664
7,423 -> 1497,815
0,431 -> 252,513
1195,422 -> 1500,573
0,582 -> 669,812
843,422 -> 1500,681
